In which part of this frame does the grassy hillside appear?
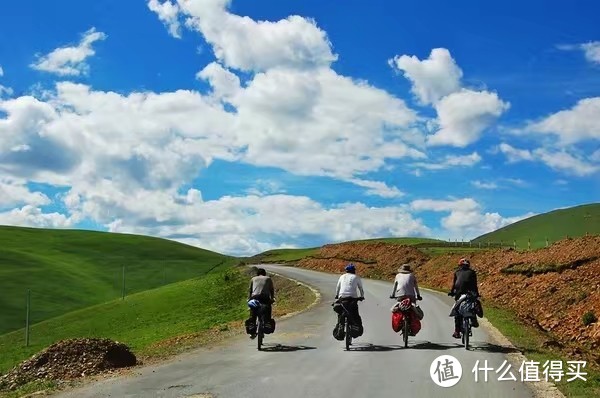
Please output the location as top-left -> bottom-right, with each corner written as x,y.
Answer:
0,226 -> 237,335
474,203 -> 600,248
0,270 -> 247,374
0,268 -> 315,377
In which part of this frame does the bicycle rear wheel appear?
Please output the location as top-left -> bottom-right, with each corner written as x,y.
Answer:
463,318 -> 470,350
257,315 -> 264,351
345,317 -> 351,351
403,317 -> 409,348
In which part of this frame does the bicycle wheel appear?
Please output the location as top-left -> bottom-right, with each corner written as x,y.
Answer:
257,315 -> 264,351
403,316 -> 409,348
463,318 -> 470,350
345,316 -> 351,351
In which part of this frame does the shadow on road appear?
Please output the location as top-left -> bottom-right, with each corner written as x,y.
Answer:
468,342 -> 521,354
411,341 -> 462,350
349,343 -> 404,352
260,344 -> 317,352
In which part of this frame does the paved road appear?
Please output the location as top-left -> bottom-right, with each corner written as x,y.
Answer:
57,265 -> 534,398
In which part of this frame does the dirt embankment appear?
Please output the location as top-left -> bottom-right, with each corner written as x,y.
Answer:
298,237 -> 600,365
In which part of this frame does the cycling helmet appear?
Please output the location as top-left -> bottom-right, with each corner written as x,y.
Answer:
458,258 -> 470,267
247,299 -> 261,309
345,263 -> 356,272
398,298 -> 412,311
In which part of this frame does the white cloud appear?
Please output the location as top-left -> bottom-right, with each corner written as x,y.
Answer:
148,0 -> 182,38
177,0 -> 337,71
591,149 -> 600,163
533,149 -> 599,176
472,180 -> 498,190
197,62 -> 241,100
0,178 -> 50,208
0,65 -> 3,77
390,48 -> 509,147
413,151 -> 481,170
389,48 -> 463,105
581,41 -> 600,65
410,198 -> 535,238
558,41 -> 600,65
428,89 -> 510,147
498,143 -> 598,176
30,28 -> 107,76
498,143 -> 534,163
347,179 -> 404,198
525,97 -> 600,144
245,180 -> 286,196
0,205 -> 74,228
73,188 -> 430,255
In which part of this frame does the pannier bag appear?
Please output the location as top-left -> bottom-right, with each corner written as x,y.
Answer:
392,312 -> 403,332
332,322 -> 345,340
263,318 -> 276,334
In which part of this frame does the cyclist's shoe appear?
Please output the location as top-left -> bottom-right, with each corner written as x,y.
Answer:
249,333 -> 257,339
471,318 -> 479,328
452,330 -> 461,339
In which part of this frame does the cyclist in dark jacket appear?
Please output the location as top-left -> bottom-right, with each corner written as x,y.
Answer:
448,258 -> 480,338
247,268 -> 275,339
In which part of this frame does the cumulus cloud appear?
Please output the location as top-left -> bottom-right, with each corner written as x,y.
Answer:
0,205 -> 74,228
525,97 -> 600,144
71,187 -> 430,255
558,41 -> 600,65
428,89 -> 509,147
498,143 -> 598,176
30,28 -> 106,76
389,48 -> 462,105
347,179 -> 404,198
472,180 -> 498,190
148,0 -> 182,38
391,48 -> 509,147
410,198 -> 534,238
413,152 -> 481,170
0,178 -> 50,208
166,0 -> 337,71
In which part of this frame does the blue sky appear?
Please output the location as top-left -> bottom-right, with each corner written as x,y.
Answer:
0,0 -> 598,255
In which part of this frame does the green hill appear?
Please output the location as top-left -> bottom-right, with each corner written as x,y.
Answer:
473,203 -> 600,248
0,269 -> 248,375
0,226 -> 237,335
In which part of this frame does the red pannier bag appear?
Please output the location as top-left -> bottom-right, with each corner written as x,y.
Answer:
392,312 -> 403,332
410,316 -> 421,336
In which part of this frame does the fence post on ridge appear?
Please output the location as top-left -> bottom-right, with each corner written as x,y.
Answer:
25,289 -> 31,347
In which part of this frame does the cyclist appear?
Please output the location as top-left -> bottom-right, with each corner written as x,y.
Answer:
448,258 -> 480,338
335,263 -> 365,328
247,268 -> 275,339
389,263 -> 423,302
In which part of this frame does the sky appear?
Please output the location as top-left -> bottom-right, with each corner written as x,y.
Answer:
0,0 -> 599,256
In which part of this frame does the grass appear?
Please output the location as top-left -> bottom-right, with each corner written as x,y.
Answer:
474,203 -> 600,249
418,246 -> 487,256
346,237 -> 444,245
0,225 -> 237,335
483,304 -> 600,398
0,268 -> 249,375
500,257 -> 598,276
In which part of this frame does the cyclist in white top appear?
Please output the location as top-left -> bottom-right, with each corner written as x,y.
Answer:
336,264 -> 365,299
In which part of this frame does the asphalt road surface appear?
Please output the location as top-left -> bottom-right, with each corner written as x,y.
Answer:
57,265 -> 535,398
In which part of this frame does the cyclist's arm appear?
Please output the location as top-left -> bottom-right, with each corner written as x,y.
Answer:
248,280 -> 253,300
390,281 -> 398,297
268,278 -> 275,300
472,272 -> 480,296
335,277 -> 341,298
413,275 -> 421,297
357,277 -> 365,298
450,271 -> 457,294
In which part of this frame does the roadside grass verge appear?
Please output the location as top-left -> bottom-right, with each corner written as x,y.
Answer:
483,304 -> 600,398
0,268 -> 316,396
0,226 -> 237,335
